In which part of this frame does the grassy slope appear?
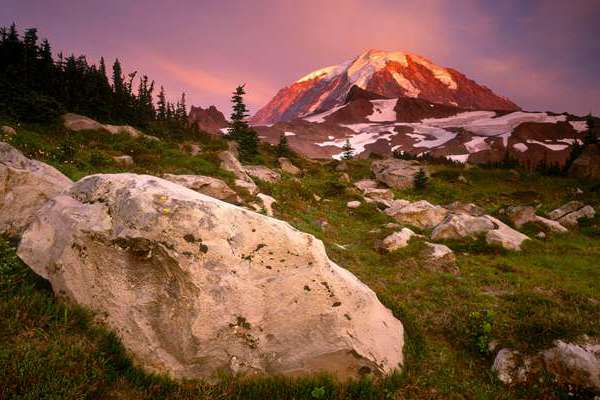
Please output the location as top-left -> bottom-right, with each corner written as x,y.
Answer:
1,122 -> 599,399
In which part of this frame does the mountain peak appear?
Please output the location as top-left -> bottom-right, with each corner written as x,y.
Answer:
252,50 -> 519,125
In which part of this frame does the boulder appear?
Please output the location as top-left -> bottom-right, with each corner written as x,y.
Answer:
347,200 -> 361,209
492,349 -> 532,385
420,242 -> 458,274
542,338 -> 600,392
1,125 -> 16,136
569,143 -> 600,181
112,155 -> 134,166
548,201 -> 585,220
380,228 -> 418,252
244,165 -> 281,183
371,159 -> 425,189
558,205 -> 595,227
431,213 -> 495,240
534,215 -> 568,233
104,124 -> 144,138
162,174 -> 241,204
0,142 -> 73,238
218,151 -> 258,195
18,174 -> 404,380
340,173 -> 351,183
256,193 -> 276,216
444,201 -> 486,217
354,179 -> 379,191
363,188 -> 394,202
504,205 -> 537,228
63,113 -> 106,131
278,157 -> 301,175
484,216 -> 530,251
179,143 -> 202,156
385,200 -> 448,229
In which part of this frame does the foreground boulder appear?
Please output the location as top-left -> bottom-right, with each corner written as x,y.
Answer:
371,159 -> 425,189
163,174 -> 241,204
0,142 -> 72,238
18,173 -> 404,380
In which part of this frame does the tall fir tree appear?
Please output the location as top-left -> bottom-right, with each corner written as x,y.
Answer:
276,132 -> 290,157
156,86 -> 167,120
341,139 -> 354,160
228,84 -> 258,163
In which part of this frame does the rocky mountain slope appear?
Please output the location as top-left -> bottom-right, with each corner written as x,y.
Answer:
251,49 -> 519,125
254,87 -> 589,167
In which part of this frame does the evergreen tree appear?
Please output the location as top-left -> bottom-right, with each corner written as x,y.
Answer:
341,139 -> 354,160
175,92 -> 187,122
413,168 -> 429,190
584,114 -> 597,145
228,85 -> 258,163
276,133 -> 289,157
156,86 -> 167,120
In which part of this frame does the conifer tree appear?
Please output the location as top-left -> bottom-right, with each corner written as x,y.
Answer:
157,86 -> 167,121
413,168 -> 429,190
276,132 -> 289,157
584,114 -> 597,145
228,85 -> 258,163
341,139 -> 354,160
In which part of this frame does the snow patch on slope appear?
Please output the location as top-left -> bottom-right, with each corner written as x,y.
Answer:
464,136 -> 490,153
303,104 -> 348,123
526,140 -> 569,151
569,120 -> 588,133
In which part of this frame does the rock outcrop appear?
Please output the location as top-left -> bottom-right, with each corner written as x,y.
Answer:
380,228 -> 417,252
549,201 -> 596,227
17,173 -> 404,380
188,105 -> 228,135
371,159 -> 425,189
163,174 -> 241,204
0,142 -> 72,238
278,158 -> 301,175
244,165 -> 281,183
63,113 -> 159,141
542,338 -> 600,392
218,151 -> 258,195
420,242 -> 458,274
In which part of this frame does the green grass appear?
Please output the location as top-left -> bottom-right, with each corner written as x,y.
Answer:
1,124 -> 600,399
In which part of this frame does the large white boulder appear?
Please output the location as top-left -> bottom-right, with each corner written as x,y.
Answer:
163,174 -> 241,204
0,142 -> 72,238
385,200 -> 448,229
17,173 -> 404,380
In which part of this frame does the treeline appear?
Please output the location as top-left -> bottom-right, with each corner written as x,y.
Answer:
0,24 -> 188,131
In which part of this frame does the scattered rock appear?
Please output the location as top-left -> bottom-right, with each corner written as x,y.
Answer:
179,142 -> 202,156
257,193 -> 277,216
340,172 -> 351,183
278,157 -> 301,175
569,143 -> 600,181
542,338 -> 600,392
104,124 -> 144,138
534,215 -> 568,233
431,213 -> 495,240
421,242 -> 458,274
354,179 -> 379,191
347,200 -> 361,209
163,174 -> 241,204
244,165 -> 281,183
112,155 -> 134,166
371,159 -> 425,189
1,125 -> 16,136
558,205 -> 596,227
17,173 -> 405,380
536,231 -> 546,239
218,151 -> 258,195
335,161 -> 348,172
0,142 -> 73,238
492,349 -> 532,385
313,194 -> 322,202
458,174 -> 468,183
385,200 -> 448,229
363,188 -> 394,202
549,201 -> 585,220
383,222 -> 401,229
445,201 -> 486,217
380,228 -> 418,252
485,216 -> 530,251
504,205 -> 537,228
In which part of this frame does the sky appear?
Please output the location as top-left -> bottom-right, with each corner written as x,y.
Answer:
2,0 -> 599,116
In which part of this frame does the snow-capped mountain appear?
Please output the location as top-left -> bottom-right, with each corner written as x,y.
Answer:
251,49 -> 519,125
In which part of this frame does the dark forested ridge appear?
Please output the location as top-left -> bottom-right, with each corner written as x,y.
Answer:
0,24 -> 189,132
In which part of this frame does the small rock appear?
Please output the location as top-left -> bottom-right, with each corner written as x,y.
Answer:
371,159 -> 425,189
492,349 -> 531,385
431,213 -> 495,240
420,242 -> 458,274
548,201 -> 585,220
354,179 -> 378,191
278,157 -> 301,175
347,200 -> 361,209
335,161 -> 348,172
385,200 -> 448,229
313,194 -> 322,202
536,231 -> 546,239
383,222 -> 401,229
244,165 -> 281,183
1,125 -> 16,136
445,201 -> 486,217
380,228 -> 418,252
257,193 -> 277,216
504,205 -> 537,228
340,172 -> 351,183
458,174 -> 468,183
534,216 -> 568,233
485,216 -> 529,251
558,205 -> 595,227
234,179 -> 259,196
112,155 -> 134,166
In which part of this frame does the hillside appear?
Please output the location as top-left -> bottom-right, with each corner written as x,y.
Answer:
1,114 -> 600,399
